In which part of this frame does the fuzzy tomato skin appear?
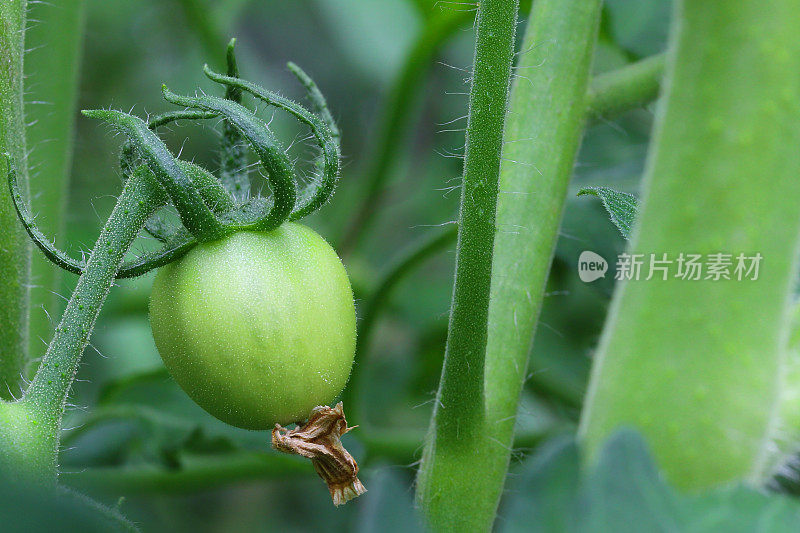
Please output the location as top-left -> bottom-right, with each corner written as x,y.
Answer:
149,223 -> 356,429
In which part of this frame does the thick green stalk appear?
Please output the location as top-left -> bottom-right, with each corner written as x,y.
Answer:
7,168 -> 166,478
776,303 -> 800,460
338,9 -> 469,254
415,0 -> 518,530
483,0 -> 601,523
580,0 -> 800,488
0,0 -> 30,400
587,53 -> 665,120
25,0 -> 85,368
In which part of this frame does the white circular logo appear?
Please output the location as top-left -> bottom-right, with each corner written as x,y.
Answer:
578,251 -> 608,282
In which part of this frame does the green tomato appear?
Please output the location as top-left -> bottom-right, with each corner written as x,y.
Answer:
149,223 -> 356,429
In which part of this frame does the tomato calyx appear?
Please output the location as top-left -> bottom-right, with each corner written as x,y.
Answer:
272,402 -> 366,506
10,39 -> 341,282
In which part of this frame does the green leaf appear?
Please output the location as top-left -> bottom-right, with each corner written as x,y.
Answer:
0,482 -> 139,532
502,436 -> 581,533
501,430 -> 800,533
682,486 -> 800,533
579,429 -> 683,532
577,186 -> 639,239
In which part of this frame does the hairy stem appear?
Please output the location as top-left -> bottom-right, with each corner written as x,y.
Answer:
482,0 -> 601,523
415,0 -> 518,530
0,0 -> 30,400
580,0 -> 800,488
25,0 -> 86,370
18,168 -> 165,474
338,9 -> 469,254
587,53 -> 665,120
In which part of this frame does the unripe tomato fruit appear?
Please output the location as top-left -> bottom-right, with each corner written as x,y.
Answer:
149,223 -> 356,429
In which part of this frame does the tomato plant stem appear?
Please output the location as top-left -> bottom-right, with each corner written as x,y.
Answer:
587,53 -> 665,120
0,0 -> 31,400
16,168 -> 166,474
415,0 -> 519,529
580,0 -> 800,488
483,0 -> 601,522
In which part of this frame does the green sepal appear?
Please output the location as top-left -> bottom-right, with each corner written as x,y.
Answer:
217,38 -> 249,199
161,86 -> 297,232
144,160 -> 235,242
82,108 -> 226,242
7,156 -> 198,279
120,109 -> 218,176
203,64 -> 341,220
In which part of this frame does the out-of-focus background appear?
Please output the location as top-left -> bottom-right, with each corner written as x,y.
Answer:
23,0 -> 670,530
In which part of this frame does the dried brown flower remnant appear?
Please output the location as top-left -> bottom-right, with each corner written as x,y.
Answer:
271,402 -> 366,505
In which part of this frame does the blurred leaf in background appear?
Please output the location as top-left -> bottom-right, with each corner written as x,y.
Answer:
500,430 -> 800,533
